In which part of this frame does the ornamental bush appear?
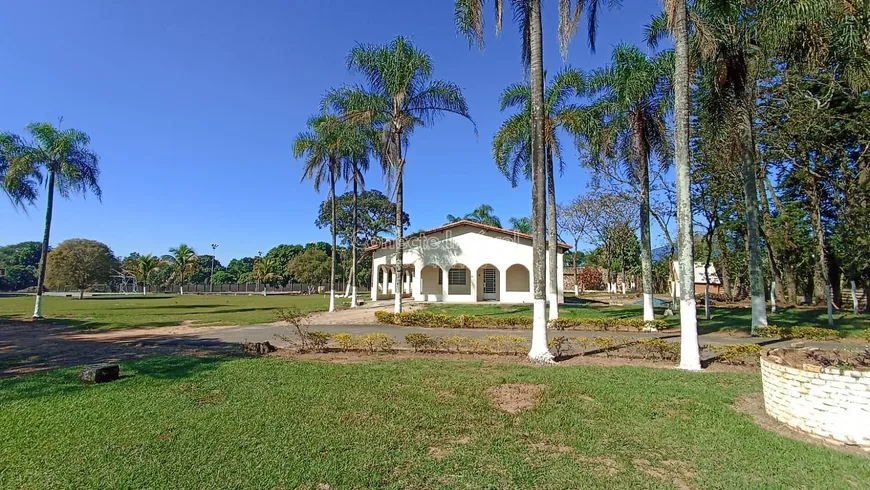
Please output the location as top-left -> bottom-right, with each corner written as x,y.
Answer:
708,344 -> 763,365
755,325 -> 841,341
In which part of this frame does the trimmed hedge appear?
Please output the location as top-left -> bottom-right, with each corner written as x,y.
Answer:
375,310 -> 667,332
550,317 -> 670,332
755,325 -> 841,341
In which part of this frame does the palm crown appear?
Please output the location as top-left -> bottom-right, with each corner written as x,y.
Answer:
167,244 -> 198,285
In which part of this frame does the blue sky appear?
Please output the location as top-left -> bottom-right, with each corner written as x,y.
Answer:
1,0 -> 665,263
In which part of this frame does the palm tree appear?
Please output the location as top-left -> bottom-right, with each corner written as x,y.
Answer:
455,0 -> 611,362
670,0 -> 702,370
346,142 -> 371,309
447,204 -> 503,228
125,254 -> 163,295
252,256 -> 282,296
0,133 -> 41,210
493,68 -> 585,320
168,244 -> 197,295
509,216 -> 533,234
294,114 -> 347,313
2,122 -> 101,318
580,45 -> 674,326
649,0 -> 769,332
323,36 -> 475,314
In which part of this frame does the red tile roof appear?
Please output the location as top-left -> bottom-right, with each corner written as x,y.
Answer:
364,220 -> 572,252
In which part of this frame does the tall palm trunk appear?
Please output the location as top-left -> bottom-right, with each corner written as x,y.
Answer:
673,0 -> 700,370
527,0 -> 551,362
328,166 -> 337,312
736,94 -> 767,333
393,131 -> 405,313
573,239 -> 580,295
32,169 -> 56,318
807,171 -> 834,326
546,146 -> 559,320
350,177 -> 358,308
638,129 -> 655,325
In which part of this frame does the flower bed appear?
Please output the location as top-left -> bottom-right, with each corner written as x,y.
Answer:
761,350 -> 870,450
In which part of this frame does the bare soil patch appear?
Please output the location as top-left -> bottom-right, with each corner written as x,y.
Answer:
301,301 -> 424,326
633,458 -> 696,490
485,383 -> 543,413
732,392 -> 869,457
766,348 -> 870,372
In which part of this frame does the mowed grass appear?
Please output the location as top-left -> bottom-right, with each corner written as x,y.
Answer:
0,294 -> 349,330
424,300 -> 870,337
1,356 -> 867,489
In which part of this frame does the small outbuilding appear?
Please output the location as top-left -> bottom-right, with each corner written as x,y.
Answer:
366,220 -> 568,304
670,261 -> 722,296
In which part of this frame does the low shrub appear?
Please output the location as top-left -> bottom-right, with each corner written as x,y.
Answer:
359,333 -> 395,353
635,338 -> 680,361
484,335 -> 528,355
571,337 -> 590,355
550,317 -> 669,332
708,344 -> 763,365
305,331 -> 331,352
548,336 -> 569,357
334,333 -> 355,351
755,325 -> 841,341
592,336 -> 619,356
862,329 -> 870,344
405,333 -> 436,352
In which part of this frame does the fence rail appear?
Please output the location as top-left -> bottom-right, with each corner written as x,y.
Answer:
48,281 -> 350,295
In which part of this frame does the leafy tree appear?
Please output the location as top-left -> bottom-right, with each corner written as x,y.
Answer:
226,257 -> 255,283
315,190 -> 408,247
0,242 -> 43,291
324,36 -> 475,315
446,204 -> 503,228
286,248 -> 331,294
166,244 -> 197,295
124,254 -> 163,295
210,270 -> 234,285
1,122 -> 101,317
558,198 -> 593,295
263,245 -> 303,286
582,44 -> 674,323
188,255 -> 223,284
44,239 -> 112,299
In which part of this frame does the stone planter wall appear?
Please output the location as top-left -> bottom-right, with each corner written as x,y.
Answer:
761,356 -> 870,450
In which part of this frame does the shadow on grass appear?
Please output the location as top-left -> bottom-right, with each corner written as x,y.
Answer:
0,354 -> 237,403
80,295 -> 175,301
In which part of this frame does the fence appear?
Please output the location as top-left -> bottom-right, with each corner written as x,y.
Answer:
51,281 -> 350,295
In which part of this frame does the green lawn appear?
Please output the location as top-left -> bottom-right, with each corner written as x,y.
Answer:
1,356 -> 866,488
0,294 -> 349,330
423,301 -> 870,337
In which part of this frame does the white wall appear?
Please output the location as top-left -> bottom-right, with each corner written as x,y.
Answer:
371,225 -> 564,303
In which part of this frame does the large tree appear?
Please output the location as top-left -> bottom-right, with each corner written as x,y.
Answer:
44,239 -> 113,299
124,254 -> 163,295
493,68 -> 585,320
286,248 -> 331,294
455,0 -> 612,362
557,198 -> 592,295
1,122 -> 101,318
324,36 -> 475,314
580,45 -> 674,325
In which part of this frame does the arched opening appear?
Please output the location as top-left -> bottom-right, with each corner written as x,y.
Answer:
476,264 -> 500,301
447,264 -> 471,296
505,264 -> 530,292
420,265 -> 442,295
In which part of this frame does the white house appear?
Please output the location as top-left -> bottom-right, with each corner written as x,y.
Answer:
366,220 -> 568,303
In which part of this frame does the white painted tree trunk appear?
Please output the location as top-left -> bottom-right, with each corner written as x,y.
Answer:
851,281 -> 859,315
548,292 -> 558,321
351,285 -> 357,308
529,299 -> 553,363
621,282 -> 626,295
329,288 -> 335,312
180,286 -> 184,296
643,292 -> 656,329
574,284 -> 579,296
143,286 -> 147,296
343,282 -> 351,298
770,281 -> 777,314
394,272 -> 402,313
32,295 -> 43,319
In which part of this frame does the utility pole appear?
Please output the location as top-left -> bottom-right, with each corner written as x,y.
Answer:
210,243 -> 218,293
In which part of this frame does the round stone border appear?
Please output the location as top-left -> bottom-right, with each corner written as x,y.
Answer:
760,354 -> 870,450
